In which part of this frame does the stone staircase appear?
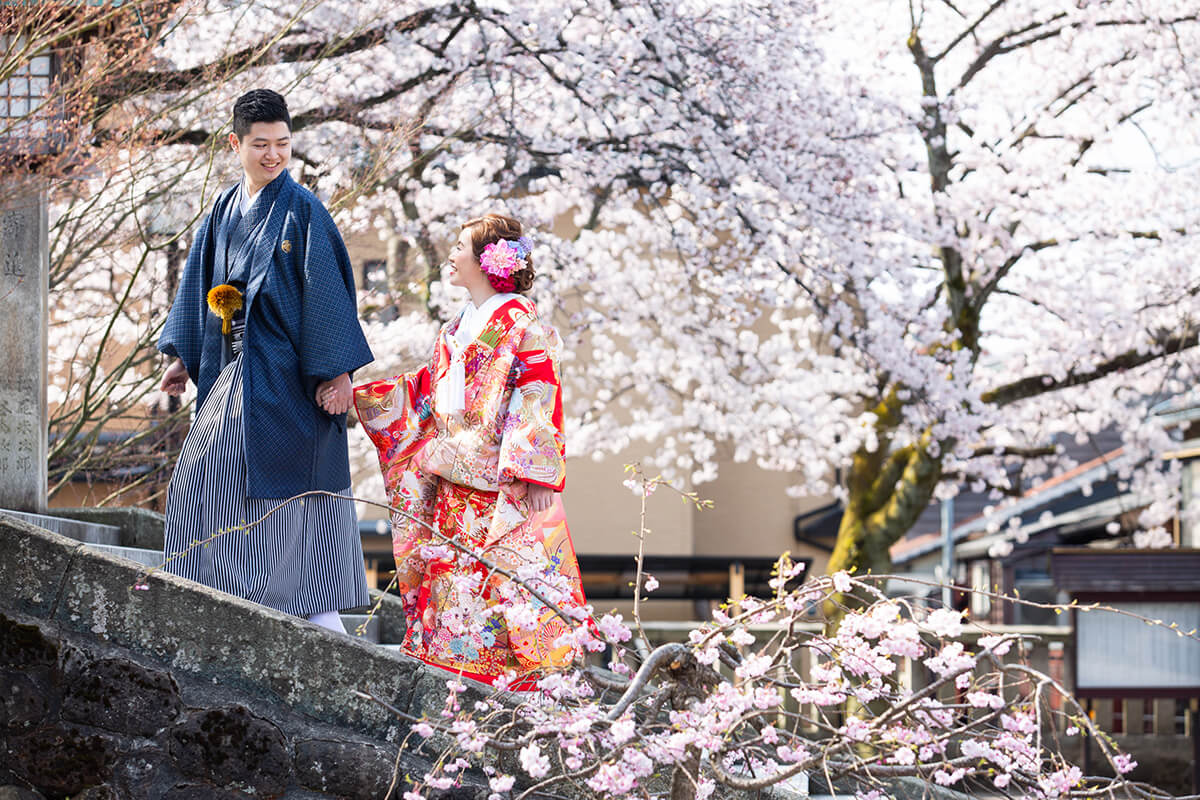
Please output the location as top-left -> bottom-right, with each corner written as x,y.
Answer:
0,508 -> 122,546
0,507 -> 406,649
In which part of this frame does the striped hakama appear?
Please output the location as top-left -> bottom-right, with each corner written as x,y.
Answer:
163,356 -> 369,617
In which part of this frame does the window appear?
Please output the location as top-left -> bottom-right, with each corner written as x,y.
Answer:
0,36 -> 54,138
1176,699 -> 1192,737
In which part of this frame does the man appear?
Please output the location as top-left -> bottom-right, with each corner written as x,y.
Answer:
158,89 -> 373,633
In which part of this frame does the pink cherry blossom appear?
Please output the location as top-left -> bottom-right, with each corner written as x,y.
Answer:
832,571 -> 853,593
597,613 -> 632,643
489,775 -> 515,793
966,692 -> 1005,710
519,743 -> 550,778
1114,753 -> 1138,774
609,715 -> 637,745
922,608 -> 964,638
1038,766 -> 1083,796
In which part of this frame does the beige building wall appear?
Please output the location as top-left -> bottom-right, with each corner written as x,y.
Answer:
562,453 -> 694,557
565,454 -> 832,569
563,453 -> 835,621
692,459 -> 832,575
345,242 -> 385,280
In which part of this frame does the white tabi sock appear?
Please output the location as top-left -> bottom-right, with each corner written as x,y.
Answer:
306,610 -> 347,634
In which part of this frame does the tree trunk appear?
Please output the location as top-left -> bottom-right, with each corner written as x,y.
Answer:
385,231 -> 408,296
824,423 -> 943,621
669,746 -> 701,800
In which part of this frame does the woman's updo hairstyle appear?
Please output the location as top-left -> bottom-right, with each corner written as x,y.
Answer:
461,213 -> 535,294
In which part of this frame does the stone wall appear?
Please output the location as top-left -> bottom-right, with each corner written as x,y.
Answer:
0,514 -> 484,799
0,612 -> 442,799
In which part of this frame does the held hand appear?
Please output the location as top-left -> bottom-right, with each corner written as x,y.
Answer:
161,358 -> 190,396
525,482 -> 555,514
315,373 -> 353,415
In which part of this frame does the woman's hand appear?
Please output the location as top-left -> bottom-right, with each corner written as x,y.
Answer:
161,358 -> 190,396
525,482 -> 555,513
316,372 -> 353,415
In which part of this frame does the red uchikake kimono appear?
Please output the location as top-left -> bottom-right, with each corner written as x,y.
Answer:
353,295 -> 588,685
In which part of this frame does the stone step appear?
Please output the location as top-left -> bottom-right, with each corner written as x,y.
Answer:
2,509 -> 121,546
86,543 -> 161,569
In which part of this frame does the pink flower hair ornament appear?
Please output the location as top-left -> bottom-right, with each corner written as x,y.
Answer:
479,236 -> 532,292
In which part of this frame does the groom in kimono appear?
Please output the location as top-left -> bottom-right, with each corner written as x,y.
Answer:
157,89 -> 374,634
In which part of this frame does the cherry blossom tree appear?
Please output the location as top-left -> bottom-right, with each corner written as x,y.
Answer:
40,0 -> 1200,580
135,471 -> 1181,799
0,2 -> 177,176
45,0 -> 882,504
65,4 -> 1200,794
375,578 -> 1162,800
0,1 -> 189,502
814,0 -> 1200,582
35,0 -> 399,501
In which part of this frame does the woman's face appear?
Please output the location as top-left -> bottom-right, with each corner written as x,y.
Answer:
446,229 -> 488,291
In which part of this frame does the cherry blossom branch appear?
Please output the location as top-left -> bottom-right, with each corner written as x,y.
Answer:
101,3 -> 469,99
604,642 -> 689,721
956,12 -> 1200,91
967,443 -> 1060,459
930,0 -> 1009,63
982,329 -> 1200,407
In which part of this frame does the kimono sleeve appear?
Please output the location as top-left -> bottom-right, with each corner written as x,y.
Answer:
353,365 -> 436,502
157,206 -> 217,380
497,318 -> 567,491
298,203 -> 373,385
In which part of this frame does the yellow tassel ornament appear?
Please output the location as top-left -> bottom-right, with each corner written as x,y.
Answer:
206,284 -> 244,335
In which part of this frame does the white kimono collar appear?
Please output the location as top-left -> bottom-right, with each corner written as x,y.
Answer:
438,292 -> 521,417
451,292 -> 520,347
238,180 -> 263,217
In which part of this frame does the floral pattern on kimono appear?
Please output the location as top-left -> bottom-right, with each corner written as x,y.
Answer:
354,296 -> 586,684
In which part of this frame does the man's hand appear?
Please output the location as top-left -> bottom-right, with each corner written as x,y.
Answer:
316,372 -> 352,415
161,358 -> 190,396
525,482 -> 555,514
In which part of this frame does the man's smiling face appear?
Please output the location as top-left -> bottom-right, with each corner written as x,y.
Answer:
229,121 -> 291,192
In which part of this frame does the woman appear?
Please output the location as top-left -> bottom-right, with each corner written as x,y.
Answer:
354,214 -> 587,685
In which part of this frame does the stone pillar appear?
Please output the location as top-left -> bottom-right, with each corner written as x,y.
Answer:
0,187 -> 48,512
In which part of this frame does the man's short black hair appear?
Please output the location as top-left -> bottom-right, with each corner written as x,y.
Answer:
232,89 -> 292,139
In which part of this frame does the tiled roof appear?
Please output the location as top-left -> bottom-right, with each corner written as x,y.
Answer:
892,428 -> 1127,564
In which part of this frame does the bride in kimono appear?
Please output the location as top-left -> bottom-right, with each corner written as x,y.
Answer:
353,213 -> 588,686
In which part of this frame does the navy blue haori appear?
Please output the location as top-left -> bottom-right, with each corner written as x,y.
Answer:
158,171 -> 373,499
